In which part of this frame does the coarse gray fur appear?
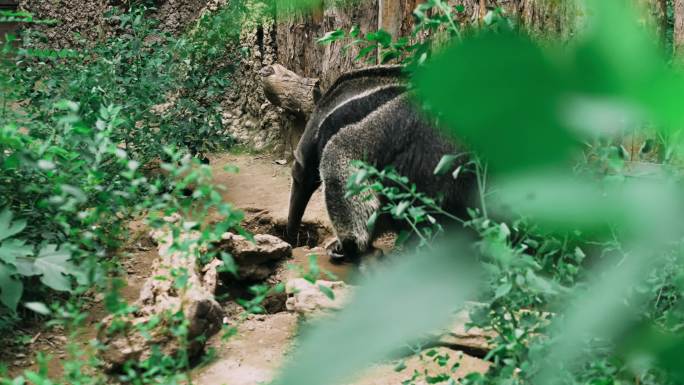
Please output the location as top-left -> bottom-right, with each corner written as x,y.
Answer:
286,66 -> 407,242
320,94 -> 474,259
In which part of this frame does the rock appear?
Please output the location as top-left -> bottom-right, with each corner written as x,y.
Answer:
436,307 -> 495,356
285,278 -> 353,317
355,347 -> 490,385
237,263 -> 280,281
98,227 -> 224,371
216,232 -> 292,266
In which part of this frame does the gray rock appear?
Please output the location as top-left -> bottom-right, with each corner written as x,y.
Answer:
285,279 -> 353,317
214,233 -> 292,280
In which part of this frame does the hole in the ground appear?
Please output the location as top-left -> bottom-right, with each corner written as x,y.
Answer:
241,209 -> 329,248
215,267 -> 289,314
212,209 -> 335,314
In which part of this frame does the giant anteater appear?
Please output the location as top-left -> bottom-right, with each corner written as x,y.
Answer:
287,66 -> 473,260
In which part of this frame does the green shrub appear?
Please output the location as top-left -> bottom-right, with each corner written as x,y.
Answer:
0,2 -> 244,324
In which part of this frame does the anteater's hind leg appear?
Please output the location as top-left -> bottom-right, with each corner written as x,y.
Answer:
320,141 -> 380,261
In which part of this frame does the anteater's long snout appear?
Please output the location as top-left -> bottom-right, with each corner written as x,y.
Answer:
286,176 -> 320,245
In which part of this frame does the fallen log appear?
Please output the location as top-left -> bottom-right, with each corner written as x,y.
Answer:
260,63 -> 321,117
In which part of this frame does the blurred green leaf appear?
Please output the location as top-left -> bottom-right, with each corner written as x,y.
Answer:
415,32 -> 575,174
488,171 -> 684,240
0,239 -> 33,266
271,240 -> 479,385
24,301 -> 51,315
317,29 -> 345,45
318,284 -> 335,300
433,154 -> 462,176
0,264 -> 22,311
34,244 -> 76,292
0,209 -> 26,242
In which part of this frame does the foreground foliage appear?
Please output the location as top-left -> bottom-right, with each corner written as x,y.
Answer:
0,3 -> 251,383
2,1 -> 684,385
274,1 -> 684,385
0,2 -> 244,320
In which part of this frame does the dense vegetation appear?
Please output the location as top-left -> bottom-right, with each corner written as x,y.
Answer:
1,0 -> 684,385
0,2 -> 248,383
281,2 -> 684,385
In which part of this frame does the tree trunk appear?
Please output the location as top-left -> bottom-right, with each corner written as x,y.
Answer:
514,0 -> 578,39
275,0 -> 379,90
675,0 -> 684,59
260,64 -> 321,117
636,0 -> 668,45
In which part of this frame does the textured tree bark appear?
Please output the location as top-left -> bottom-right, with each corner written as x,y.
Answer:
653,0 -> 669,42
635,0 -> 668,45
379,0 -> 419,37
260,64 -> 321,117
514,0 -> 577,39
275,0 -> 379,90
675,0 -> 684,59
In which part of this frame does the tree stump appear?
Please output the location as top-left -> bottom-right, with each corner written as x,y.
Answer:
260,64 -> 321,117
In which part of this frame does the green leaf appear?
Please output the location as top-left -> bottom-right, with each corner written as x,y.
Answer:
0,238 -> 33,265
349,25 -> 360,39
433,154 -> 459,176
37,159 -> 55,170
392,201 -> 410,218
34,244 -> 76,292
318,284 -> 335,300
366,211 -> 378,232
367,29 -> 392,47
0,209 -> 27,242
354,45 -> 377,61
60,184 -> 87,203
14,256 -> 38,277
54,100 -> 79,112
271,239 -> 479,385
317,29 -> 345,45
494,282 -> 512,300
219,252 -> 238,277
353,169 -> 368,186
415,33 -> 574,174
24,302 -> 51,315
0,264 -> 23,311
451,166 -> 462,180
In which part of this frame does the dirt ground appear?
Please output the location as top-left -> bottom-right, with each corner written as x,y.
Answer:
194,153 -> 489,385
3,152 -> 489,384
209,153 -> 330,231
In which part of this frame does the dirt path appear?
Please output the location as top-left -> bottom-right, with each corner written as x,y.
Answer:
5,153 -> 489,384
208,153 -> 361,281
210,153 -> 329,230
194,154 -> 490,385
